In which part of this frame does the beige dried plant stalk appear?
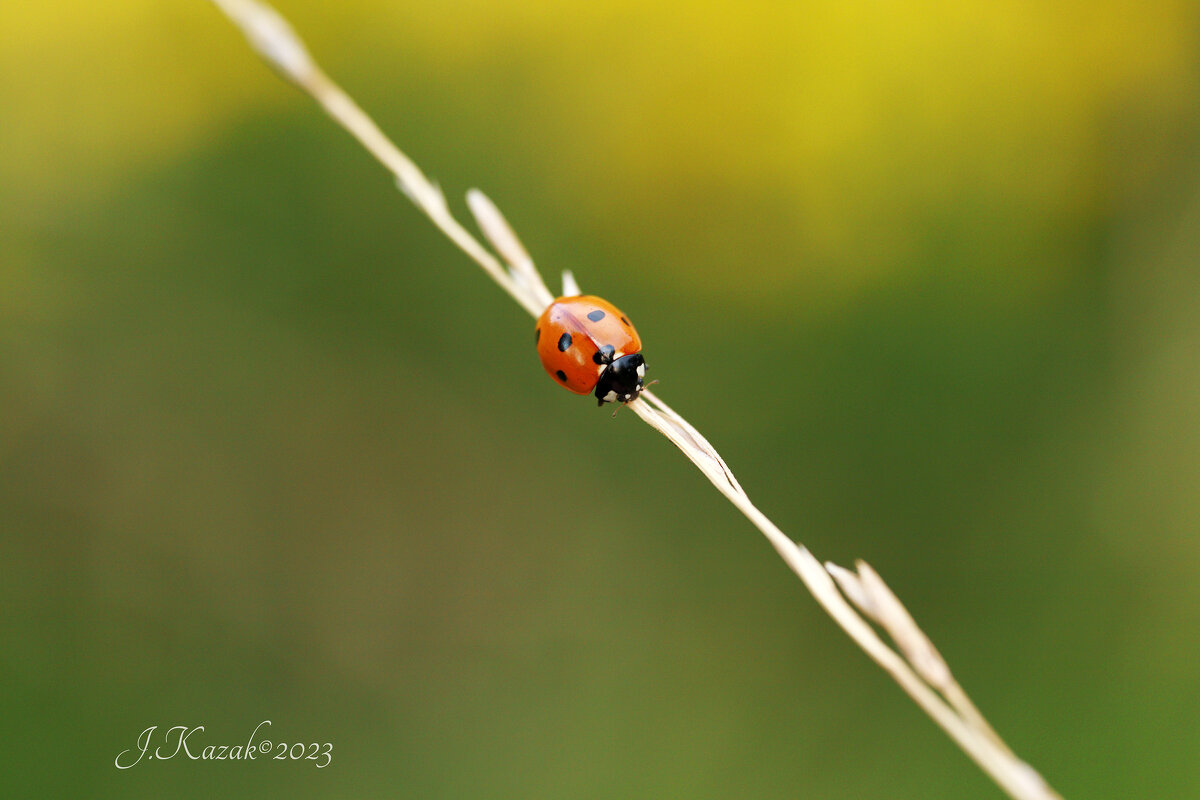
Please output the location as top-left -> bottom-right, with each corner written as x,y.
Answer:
208,3 -> 1063,797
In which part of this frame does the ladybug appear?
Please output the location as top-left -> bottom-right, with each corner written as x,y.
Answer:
535,295 -> 646,406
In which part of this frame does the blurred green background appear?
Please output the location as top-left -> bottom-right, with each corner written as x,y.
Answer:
3,2 -> 1200,797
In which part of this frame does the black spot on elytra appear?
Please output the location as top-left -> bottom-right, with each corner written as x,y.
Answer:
555,370 -> 567,383
621,315 -> 630,326
557,333 -> 572,352
593,344 -> 615,365
587,309 -> 606,322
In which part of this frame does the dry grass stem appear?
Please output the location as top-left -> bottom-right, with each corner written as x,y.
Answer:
209,3 -> 1063,798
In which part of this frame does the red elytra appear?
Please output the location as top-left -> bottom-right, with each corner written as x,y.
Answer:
535,295 -> 645,404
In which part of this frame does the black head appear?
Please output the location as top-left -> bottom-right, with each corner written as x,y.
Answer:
595,353 -> 646,406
